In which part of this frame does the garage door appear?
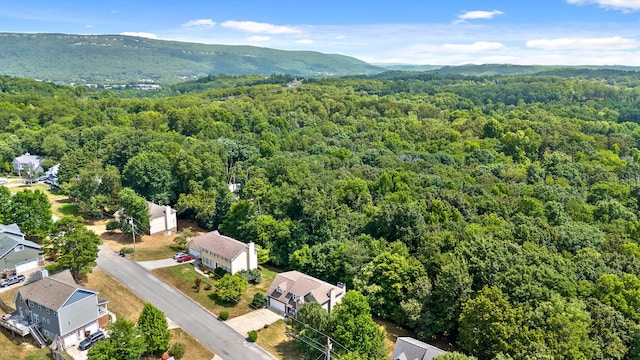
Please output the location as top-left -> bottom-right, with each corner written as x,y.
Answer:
188,248 -> 200,258
15,259 -> 38,274
269,298 -> 286,313
63,332 -> 78,348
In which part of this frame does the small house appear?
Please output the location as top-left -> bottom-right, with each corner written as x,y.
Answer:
186,230 -> 257,274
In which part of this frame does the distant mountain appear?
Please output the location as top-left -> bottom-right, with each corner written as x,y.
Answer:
0,33 -> 383,84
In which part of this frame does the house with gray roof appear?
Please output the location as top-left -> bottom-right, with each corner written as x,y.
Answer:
390,337 -> 446,360
0,224 -> 44,276
14,270 -> 109,348
186,230 -> 257,274
266,270 -> 345,317
147,201 -> 177,236
12,153 -> 44,176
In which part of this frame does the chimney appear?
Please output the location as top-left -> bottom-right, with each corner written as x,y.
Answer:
247,242 -> 257,270
164,206 -> 174,235
328,288 -> 336,313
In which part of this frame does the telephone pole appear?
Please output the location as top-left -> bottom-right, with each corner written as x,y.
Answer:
326,337 -> 332,360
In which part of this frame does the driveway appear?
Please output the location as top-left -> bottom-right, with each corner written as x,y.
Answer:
96,245 -> 275,360
225,309 -> 282,338
137,258 -> 190,270
0,268 -> 44,294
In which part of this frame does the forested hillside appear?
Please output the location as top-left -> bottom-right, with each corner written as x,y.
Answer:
3,71 -> 640,359
0,33 -> 382,84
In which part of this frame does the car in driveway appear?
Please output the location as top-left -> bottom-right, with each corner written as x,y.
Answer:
176,254 -> 194,263
173,252 -> 187,260
78,330 -> 106,350
0,274 -> 25,287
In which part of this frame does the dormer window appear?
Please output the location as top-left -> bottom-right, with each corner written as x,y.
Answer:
291,294 -> 300,302
275,286 -> 283,294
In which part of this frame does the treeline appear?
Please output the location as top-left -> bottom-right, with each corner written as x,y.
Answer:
3,72 -> 640,358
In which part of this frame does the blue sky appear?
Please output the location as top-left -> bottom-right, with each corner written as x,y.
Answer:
1,0 -> 640,65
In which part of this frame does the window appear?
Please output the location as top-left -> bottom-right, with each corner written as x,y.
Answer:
47,318 -> 50,324
46,308 -> 50,314
38,305 -> 41,310
44,329 -> 49,337
275,286 -> 283,294
292,294 -> 300,302
54,312 -> 57,317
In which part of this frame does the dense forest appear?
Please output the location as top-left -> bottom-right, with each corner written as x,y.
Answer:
3,70 -> 640,359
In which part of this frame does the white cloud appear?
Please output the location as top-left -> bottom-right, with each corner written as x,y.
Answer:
247,35 -> 271,42
182,19 -> 216,28
221,20 -> 300,34
120,32 -> 158,39
442,41 -> 505,52
296,39 -> 314,44
526,36 -> 638,50
85,24 -> 93,28
567,0 -> 640,11
455,10 -> 504,23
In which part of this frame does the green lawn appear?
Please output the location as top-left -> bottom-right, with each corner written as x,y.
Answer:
152,264 -> 279,319
130,243 -> 184,261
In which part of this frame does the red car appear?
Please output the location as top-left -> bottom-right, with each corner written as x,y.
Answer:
176,254 -> 194,263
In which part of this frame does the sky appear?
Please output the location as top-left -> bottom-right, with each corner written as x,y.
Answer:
1,0 -> 640,66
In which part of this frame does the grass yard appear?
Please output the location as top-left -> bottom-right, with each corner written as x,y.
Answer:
255,319 -> 302,360
152,264 -> 279,319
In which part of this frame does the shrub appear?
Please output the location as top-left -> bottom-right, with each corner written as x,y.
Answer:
213,267 -> 230,278
120,247 -> 134,254
204,282 -> 212,291
251,292 -> 266,309
248,330 -> 258,342
237,269 -> 262,284
169,342 -> 186,359
214,274 -> 248,304
219,311 -> 229,321
105,220 -> 120,231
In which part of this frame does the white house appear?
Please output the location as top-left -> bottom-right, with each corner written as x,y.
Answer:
12,153 -> 44,176
147,202 -> 177,236
390,337 -> 446,360
266,271 -> 345,318
186,230 -> 257,274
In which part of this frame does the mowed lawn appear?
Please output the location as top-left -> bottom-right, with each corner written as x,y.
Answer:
152,264 -> 278,319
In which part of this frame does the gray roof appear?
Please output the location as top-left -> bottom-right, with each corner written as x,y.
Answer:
190,230 -> 249,260
147,201 -> 176,219
13,153 -> 43,167
267,271 -> 344,307
0,224 -> 40,259
390,337 -> 446,360
17,270 -> 97,311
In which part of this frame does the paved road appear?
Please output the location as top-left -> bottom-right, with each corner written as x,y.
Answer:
96,246 -> 275,360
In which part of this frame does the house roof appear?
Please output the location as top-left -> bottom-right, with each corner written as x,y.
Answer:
390,337 -> 446,360
0,224 -> 40,259
267,271 -> 344,307
147,201 -> 176,219
17,270 -> 97,311
189,230 -> 249,260
13,153 -> 43,166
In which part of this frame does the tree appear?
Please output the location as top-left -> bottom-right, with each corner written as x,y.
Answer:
293,302 -> 331,359
44,216 -> 100,278
435,353 -> 478,360
87,319 -> 146,360
122,151 -> 176,205
214,274 -> 248,304
458,286 -> 522,359
137,302 -> 171,355
115,188 -> 150,236
8,189 -> 52,239
329,290 -> 386,360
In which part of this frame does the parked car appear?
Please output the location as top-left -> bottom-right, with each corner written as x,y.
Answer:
1,314 -> 11,321
24,178 -> 38,184
0,274 -> 25,288
78,330 -> 106,351
173,252 -> 187,260
176,254 -> 194,263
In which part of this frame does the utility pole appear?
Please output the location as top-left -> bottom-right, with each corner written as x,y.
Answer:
326,337 -> 332,360
128,217 -> 136,255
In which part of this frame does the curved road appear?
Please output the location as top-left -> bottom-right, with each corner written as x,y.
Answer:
96,246 -> 275,360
